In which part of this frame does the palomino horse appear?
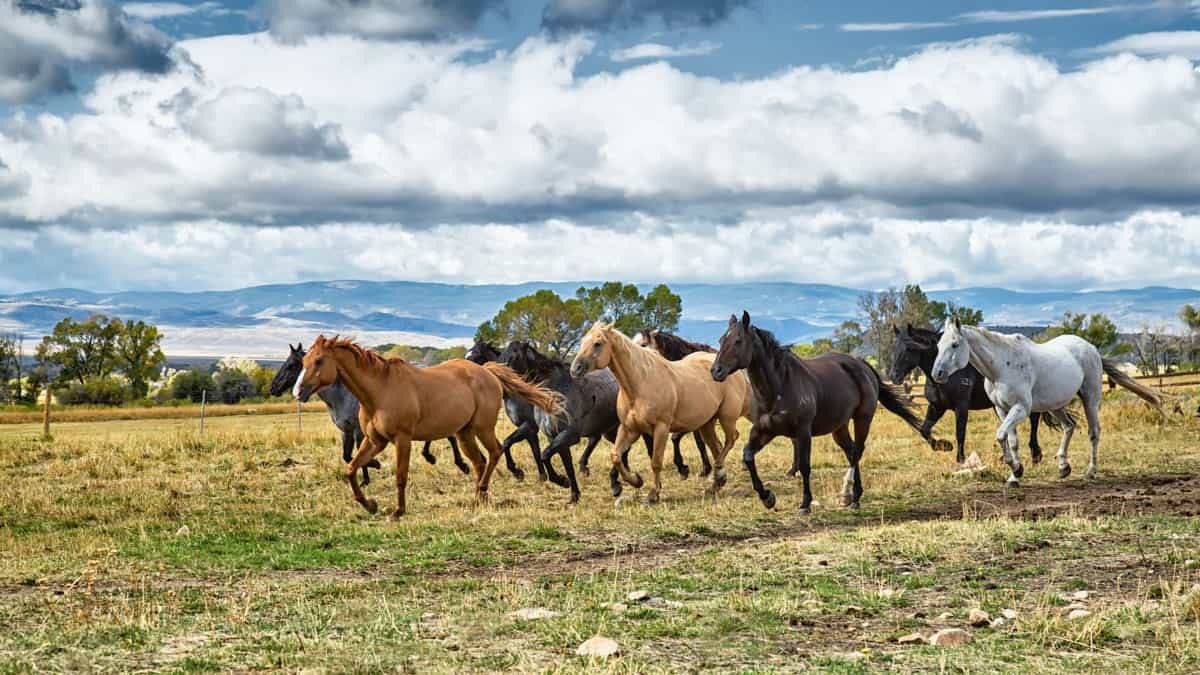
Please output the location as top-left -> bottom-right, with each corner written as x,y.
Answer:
293,336 -> 563,518
931,320 -> 1167,486
889,325 -> 1055,464
570,322 -> 750,504
712,312 -> 933,512
632,329 -> 715,478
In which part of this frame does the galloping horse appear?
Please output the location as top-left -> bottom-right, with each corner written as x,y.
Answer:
932,320 -> 1167,486
271,343 -> 468,483
464,339 -> 542,481
632,329 -> 715,478
712,312 -> 933,512
889,325 -> 1054,464
571,322 -> 750,504
931,319 -> 1166,482
293,336 -> 563,518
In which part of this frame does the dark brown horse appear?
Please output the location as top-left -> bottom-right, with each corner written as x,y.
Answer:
711,312 -> 933,513
293,336 -> 563,518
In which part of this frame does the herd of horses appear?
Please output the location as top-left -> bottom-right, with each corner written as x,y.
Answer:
271,313 -> 1169,518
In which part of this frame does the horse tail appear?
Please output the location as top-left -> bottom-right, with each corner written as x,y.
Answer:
1102,358 -> 1170,414
483,362 -> 565,417
868,363 -> 932,441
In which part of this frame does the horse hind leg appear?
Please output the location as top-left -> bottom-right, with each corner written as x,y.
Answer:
832,425 -> 861,509
707,412 -> 741,494
1050,407 -> 1076,479
697,422 -> 727,497
1078,389 -> 1101,480
693,430 -> 712,478
670,431 -> 690,480
468,425 -> 506,506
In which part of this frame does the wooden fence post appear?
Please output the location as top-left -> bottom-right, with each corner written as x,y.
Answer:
199,389 -> 207,438
42,384 -> 51,439
297,399 -> 302,433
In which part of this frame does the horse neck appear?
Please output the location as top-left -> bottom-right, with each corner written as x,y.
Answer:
962,327 -> 1006,382
605,330 -> 656,399
915,345 -> 938,379
329,347 -> 397,415
747,331 -> 788,405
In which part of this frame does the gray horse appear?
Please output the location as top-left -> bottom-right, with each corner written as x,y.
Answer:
464,339 -> 544,482
270,343 -> 469,483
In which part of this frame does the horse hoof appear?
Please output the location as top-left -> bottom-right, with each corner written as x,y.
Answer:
422,452 -> 436,465
1059,464 -> 1072,479
761,491 -> 776,510
699,466 -> 712,479
642,493 -> 660,506
568,492 -> 580,505
677,464 -> 690,480
799,505 -> 811,516
848,501 -> 860,511
1006,478 -> 1020,488
510,467 -> 526,482
611,483 -> 623,498
714,469 -> 727,490
363,499 -> 378,514
361,475 -> 371,487
840,495 -> 852,508
786,468 -> 799,478
631,473 -> 644,489
455,463 -> 470,475
388,509 -> 404,522
1013,463 -> 1024,479
1030,449 -> 1043,464
579,465 -> 590,477
1086,466 -> 1097,480
548,474 -> 570,489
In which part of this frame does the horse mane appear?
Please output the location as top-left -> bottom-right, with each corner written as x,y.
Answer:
650,330 -> 715,360
597,323 -> 665,379
751,325 -> 791,361
507,341 -> 566,380
902,326 -> 941,349
316,335 -> 402,375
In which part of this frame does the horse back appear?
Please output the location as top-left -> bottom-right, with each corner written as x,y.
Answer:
802,353 -> 878,433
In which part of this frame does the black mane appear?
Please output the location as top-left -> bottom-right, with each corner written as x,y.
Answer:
650,330 -> 714,361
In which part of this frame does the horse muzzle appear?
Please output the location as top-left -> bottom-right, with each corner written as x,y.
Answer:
294,384 -> 315,402
711,365 -> 728,382
931,368 -> 948,384
569,360 -> 588,377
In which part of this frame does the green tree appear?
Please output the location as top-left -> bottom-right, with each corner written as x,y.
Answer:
171,369 -> 214,403
215,369 -> 253,404
574,282 -> 682,334
637,284 -> 683,332
476,289 -> 590,359
114,319 -> 166,399
792,339 -> 834,358
1180,304 -> 1200,363
37,315 -> 121,385
250,366 -> 276,397
1041,311 -> 1131,356
830,320 -> 864,354
930,301 -> 984,327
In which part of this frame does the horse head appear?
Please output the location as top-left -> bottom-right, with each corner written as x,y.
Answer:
931,319 -> 970,384
712,311 -> 752,382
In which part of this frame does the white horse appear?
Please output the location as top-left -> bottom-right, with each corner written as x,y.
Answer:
931,320 -> 1166,486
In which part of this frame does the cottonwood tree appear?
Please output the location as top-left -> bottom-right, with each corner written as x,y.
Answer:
37,315 -> 121,385
1041,311 -> 1130,357
575,282 -> 682,334
114,319 -> 166,399
476,289 -> 590,359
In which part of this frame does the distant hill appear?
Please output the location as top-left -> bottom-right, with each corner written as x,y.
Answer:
1,281 -> 1196,357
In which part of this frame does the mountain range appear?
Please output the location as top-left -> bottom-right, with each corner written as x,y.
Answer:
1,281 -> 1197,358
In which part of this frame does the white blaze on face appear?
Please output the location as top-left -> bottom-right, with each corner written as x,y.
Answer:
632,333 -> 647,348
292,367 -> 307,398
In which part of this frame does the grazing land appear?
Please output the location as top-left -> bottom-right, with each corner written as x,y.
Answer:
1,391 -> 1199,672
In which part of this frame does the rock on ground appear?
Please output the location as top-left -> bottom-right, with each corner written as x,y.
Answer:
930,628 -> 973,646
576,636 -> 620,658
510,608 -> 559,620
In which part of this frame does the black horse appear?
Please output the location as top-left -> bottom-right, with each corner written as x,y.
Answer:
498,341 -> 622,502
270,343 -> 467,484
465,339 -> 546,482
712,312 -> 933,513
888,325 -> 1050,464
632,329 -> 715,479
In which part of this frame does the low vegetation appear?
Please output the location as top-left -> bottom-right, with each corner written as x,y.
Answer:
1,393 -> 1197,671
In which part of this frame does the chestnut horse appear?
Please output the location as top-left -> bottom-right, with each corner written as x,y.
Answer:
570,322 -> 750,504
293,336 -> 563,518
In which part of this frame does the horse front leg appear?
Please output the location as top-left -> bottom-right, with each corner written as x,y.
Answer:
995,404 -> 1029,487
346,434 -> 386,514
390,433 -> 412,520
644,424 -> 670,505
543,427 -> 583,504
739,426 -> 778,510
693,430 -> 712,478
608,425 -> 643,498
954,405 -> 969,464
670,431 -> 690,479
578,435 -> 603,477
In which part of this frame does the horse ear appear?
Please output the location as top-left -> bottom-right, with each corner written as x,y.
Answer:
728,314 -> 738,327
892,324 -> 900,336
906,323 -> 914,335
953,318 -> 962,331
741,311 -> 751,328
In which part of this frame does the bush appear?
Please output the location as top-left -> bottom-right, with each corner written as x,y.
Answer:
170,369 -> 214,403
215,369 -> 254,404
56,377 -> 129,406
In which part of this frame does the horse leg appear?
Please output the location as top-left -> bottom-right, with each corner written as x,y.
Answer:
470,425 -> 506,506
697,422 -> 727,497
578,435 -> 602,477
693,430 -> 712,478
420,439 -> 436,465
448,436 -> 469,475
500,422 -> 534,482
1049,407 -> 1076,479
830,425 -> 857,508
922,403 -> 949,455
995,404 -> 1029,487
344,430 -> 369,486
1082,393 -> 1101,480
389,433 -> 412,520
608,425 -> 643,498
643,424 -> 670,505
953,404 -> 969,464
454,429 -> 488,496
1028,412 -> 1043,465
740,426 -> 778,510
346,434 -> 386,514
793,433 -> 813,514
670,431 -> 690,480
544,428 -> 582,504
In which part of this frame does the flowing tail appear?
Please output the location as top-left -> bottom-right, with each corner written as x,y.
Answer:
868,363 -> 934,442
1102,359 -> 1171,414
483,362 -> 565,417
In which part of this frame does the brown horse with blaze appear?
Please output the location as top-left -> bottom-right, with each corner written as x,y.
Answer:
293,336 -> 563,518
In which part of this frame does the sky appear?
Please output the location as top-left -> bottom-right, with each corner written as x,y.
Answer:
3,0 -> 1200,293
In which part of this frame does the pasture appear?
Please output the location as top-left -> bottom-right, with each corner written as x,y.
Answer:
2,393 -> 1199,672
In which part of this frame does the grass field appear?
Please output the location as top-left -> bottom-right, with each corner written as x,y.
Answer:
2,390 -> 1199,672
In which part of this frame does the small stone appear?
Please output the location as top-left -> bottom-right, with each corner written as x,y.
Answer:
989,617 -> 1006,628
1063,602 -> 1087,612
174,525 -> 190,537
879,588 -> 897,598
627,590 -> 651,602
576,636 -> 620,658
968,608 -> 990,627
930,628 -> 973,646
937,612 -> 954,621
1068,609 -> 1092,621
645,597 -> 683,608
1185,559 -> 1198,570
605,602 -> 628,613
1001,608 -> 1019,620
510,608 -> 559,620
897,633 -> 926,645
1072,590 -> 1091,600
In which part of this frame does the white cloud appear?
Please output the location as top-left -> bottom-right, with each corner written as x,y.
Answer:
266,0 -> 502,42
960,6 -> 1139,23
121,2 -> 220,20
1087,30 -> 1200,59
183,86 -> 350,160
610,41 -> 720,62
840,21 -> 954,32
